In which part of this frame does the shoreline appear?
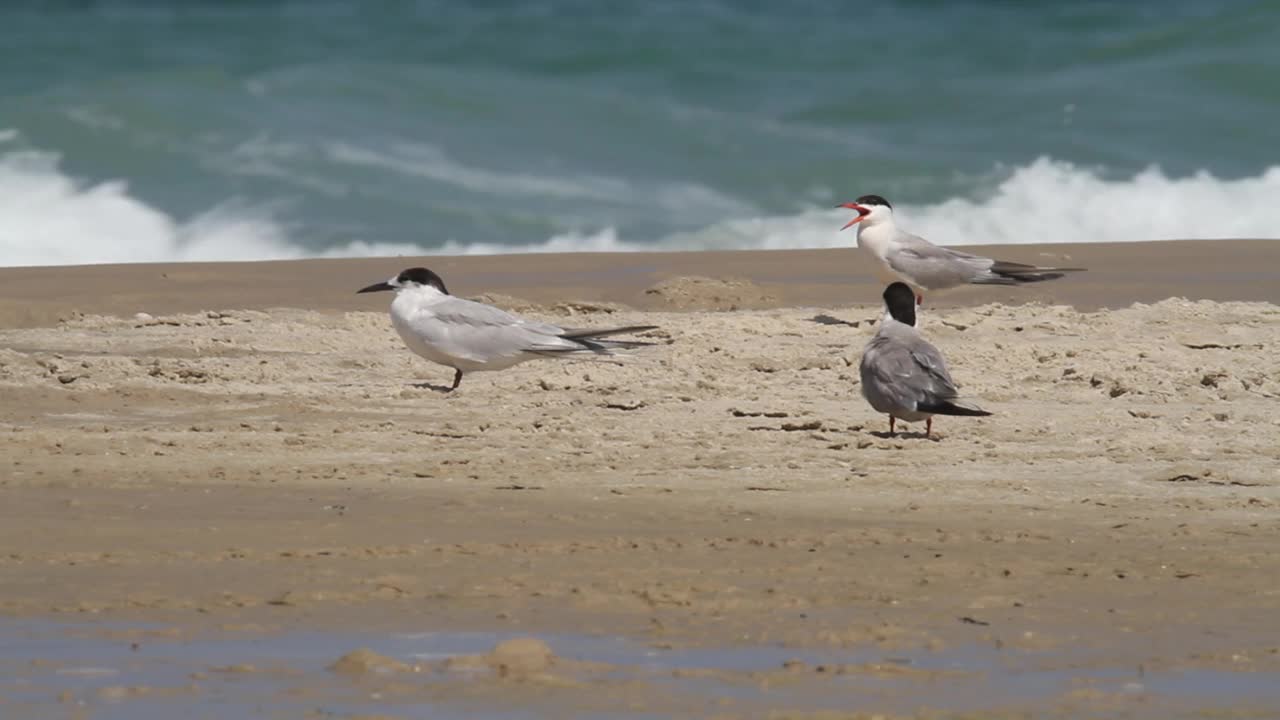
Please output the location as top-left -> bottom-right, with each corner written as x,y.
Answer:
2,238 -> 1279,328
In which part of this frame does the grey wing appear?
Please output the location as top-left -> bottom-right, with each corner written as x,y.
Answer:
904,339 -> 961,402
425,298 -> 581,360
860,335 -> 961,415
888,234 -> 994,290
431,297 -> 566,335
859,339 -> 926,414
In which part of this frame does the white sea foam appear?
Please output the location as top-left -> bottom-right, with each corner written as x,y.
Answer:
0,151 -> 304,267
473,157 -> 1280,254
0,150 -> 443,267
435,227 -> 641,255
3,153 -> 1278,268
677,157 -> 1280,250
903,157 -> 1280,246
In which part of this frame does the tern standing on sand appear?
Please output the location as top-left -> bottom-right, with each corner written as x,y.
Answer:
838,195 -> 1085,304
860,282 -> 991,438
358,267 -> 658,391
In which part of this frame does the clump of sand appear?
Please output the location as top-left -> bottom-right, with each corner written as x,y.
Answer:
643,276 -> 777,311
329,648 -> 413,676
442,637 -> 556,678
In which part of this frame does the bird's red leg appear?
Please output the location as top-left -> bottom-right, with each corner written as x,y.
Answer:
926,417 -> 933,438
916,292 -> 924,306
889,416 -> 896,435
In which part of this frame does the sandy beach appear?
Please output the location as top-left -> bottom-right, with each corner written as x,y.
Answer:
2,240 -> 1280,718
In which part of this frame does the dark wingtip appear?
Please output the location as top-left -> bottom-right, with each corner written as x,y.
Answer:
559,324 -> 660,341
919,400 -> 992,417
989,261 -> 1089,282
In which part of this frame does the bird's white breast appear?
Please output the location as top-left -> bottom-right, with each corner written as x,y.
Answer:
389,290 -> 462,368
855,223 -> 894,260
856,223 -> 909,284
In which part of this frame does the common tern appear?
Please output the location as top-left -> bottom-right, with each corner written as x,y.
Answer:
860,282 -> 991,437
358,267 -> 659,391
838,195 -> 1085,304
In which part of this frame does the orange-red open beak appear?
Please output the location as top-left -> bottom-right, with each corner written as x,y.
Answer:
837,202 -> 870,230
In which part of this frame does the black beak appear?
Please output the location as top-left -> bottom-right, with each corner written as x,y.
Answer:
357,281 -> 394,294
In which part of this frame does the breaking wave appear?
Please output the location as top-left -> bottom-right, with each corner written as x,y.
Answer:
3,148 -> 1277,268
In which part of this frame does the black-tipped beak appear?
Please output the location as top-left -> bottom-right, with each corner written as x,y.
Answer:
357,281 -> 394,294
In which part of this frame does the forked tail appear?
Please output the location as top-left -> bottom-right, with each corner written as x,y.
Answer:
562,324 -> 661,351
530,325 -> 662,357
917,399 -> 992,417
978,260 -> 1087,285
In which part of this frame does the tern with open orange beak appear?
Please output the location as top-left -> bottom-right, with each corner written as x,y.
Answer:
837,194 -> 1085,304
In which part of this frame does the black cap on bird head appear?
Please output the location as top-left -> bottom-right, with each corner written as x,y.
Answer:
882,282 -> 916,327
394,267 -> 449,294
837,194 -> 893,230
357,267 -> 450,295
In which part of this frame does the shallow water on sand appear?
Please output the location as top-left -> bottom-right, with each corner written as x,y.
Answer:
3,619 -> 1279,719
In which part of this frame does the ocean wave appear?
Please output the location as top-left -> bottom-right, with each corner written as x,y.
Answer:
1,150 -> 303,267
444,157 -> 1280,254
2,153 -> 1278,268
0,149 -> 444,267
435,227 -> 645,255
326,142 -> 630,202
902,157 -> 1280,247
324,141 -> 754,222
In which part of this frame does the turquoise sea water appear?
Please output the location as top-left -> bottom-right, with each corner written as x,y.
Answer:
2,1 -> 1279,266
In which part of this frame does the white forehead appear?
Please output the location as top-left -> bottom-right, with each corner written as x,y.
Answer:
861,202 -> 893,222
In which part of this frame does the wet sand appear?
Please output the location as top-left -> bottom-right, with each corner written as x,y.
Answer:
2,240 -> 1279,717
2,238 -> 1279,328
